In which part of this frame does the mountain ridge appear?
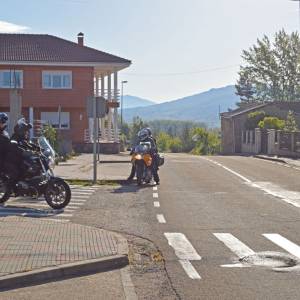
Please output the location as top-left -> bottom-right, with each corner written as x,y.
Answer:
123,85 -> 239,127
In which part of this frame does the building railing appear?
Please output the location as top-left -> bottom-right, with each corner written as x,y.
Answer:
84,128 -> 120,143
94,89 -> 120,101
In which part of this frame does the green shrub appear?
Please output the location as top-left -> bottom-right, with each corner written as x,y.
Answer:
258,117 -> 285,130
245,111 -> 266,130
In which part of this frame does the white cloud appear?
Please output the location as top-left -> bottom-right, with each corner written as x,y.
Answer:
0,21 -> 29,33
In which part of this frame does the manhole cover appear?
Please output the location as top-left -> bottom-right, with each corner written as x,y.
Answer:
240,251 -> 299,269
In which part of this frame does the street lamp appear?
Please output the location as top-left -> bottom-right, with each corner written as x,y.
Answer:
121,80 -> 128,126
290,0 -> 300,32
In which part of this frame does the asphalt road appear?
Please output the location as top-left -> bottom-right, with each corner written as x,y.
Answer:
7,154 -> 300,299
155,154 -> 300,300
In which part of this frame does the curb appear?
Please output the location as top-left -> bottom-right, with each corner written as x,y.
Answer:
0,255 -> 129,291
253,155 -> 287,164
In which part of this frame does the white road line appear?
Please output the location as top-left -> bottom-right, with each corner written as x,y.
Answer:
153,193 -> 159,198
154,201 -> 160,207
72,192 -> 94,195
164,233 -> 201,260
202,157 -> 251,183
179,260 -> 201,279
214,233 -> 255,259
71,196 -> 90,199
70,199 -> 88,202
153,186 -> 158,191
263,234 -> 300,259
164,233 -> 201,279
202,157 -> 300,209
157,214 -> 166,223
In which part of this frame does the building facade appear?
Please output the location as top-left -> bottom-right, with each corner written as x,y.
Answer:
0,33 -> 131,153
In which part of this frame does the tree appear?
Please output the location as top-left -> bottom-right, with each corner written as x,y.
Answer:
284,110 -> 298,132
236,30 -> 300,103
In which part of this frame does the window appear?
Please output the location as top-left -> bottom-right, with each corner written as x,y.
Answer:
41,112 -> 70,129
0,70 -> 23,88
42,71 -> 72,89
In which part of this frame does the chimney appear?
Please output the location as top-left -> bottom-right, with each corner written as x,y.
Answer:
77,32 -> 84,46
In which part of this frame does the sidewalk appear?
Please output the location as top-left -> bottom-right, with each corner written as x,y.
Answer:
254,154 -> 300,168
55,153 -> 131,181
0,216 -> 128,290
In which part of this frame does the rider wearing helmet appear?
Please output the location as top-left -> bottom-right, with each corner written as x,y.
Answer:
0,113 -> 10,173
4,118 -> 37,194
128,127 -> 160,184
11,118 -> 39,152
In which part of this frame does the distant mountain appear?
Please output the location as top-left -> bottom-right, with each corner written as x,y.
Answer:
123,85 -> 239,127
122,95 -> 156,109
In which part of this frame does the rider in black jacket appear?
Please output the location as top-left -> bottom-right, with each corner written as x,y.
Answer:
4,118 -> 35,192
128,128 -> 160,184
0,113 -> 10,174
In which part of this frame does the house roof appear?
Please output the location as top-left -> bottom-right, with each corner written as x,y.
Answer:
0,34 -> 131,65
221,103 -> 269,118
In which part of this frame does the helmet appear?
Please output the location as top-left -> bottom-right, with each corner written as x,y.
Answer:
145,127 -> 152,136
138,128 -> 149,141
13,118 -> 32,140
0,112 -> 8,125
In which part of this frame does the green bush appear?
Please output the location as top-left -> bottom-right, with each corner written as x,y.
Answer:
169,137 -> 183,153
258,117 -> 285,130
245,111 -> 266,130
42,124 -> 58,152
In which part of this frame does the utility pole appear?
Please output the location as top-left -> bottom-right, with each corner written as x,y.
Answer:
121,80 -> 128,126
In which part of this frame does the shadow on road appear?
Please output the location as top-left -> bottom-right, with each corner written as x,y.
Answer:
112,181 -> 154,194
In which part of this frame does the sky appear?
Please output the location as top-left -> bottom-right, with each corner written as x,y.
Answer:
0,0 -> 299,102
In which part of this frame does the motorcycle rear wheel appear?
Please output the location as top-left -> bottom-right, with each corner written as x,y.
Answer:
45,178 -> 71,209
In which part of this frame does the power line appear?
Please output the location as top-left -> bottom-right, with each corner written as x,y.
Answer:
122,64 -> 239,77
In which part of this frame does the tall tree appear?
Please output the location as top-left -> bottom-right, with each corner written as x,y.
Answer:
236,30 -> 300,103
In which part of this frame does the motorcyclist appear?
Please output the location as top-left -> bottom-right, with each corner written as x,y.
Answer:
128,127 -> 160,184
4,118 -> 36,194
0,113 -> 10,173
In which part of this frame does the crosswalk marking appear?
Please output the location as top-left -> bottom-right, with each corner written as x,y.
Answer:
263,234 -> 300,259
214,233 -> 255,258
164,233 -> 201,279
0,185 -> 98,221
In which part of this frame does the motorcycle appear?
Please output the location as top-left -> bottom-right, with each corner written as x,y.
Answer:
131,142 -> 153,185
0,142 -> 71,210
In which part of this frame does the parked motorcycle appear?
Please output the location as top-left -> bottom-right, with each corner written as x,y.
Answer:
131,142 -> 153,185
0,142 -> 71,209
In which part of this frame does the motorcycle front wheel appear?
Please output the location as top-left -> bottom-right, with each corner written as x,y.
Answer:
44,178 -> 71,209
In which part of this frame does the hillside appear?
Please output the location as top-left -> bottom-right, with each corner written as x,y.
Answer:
123,85 -> 239,127
122,95 -> 156,109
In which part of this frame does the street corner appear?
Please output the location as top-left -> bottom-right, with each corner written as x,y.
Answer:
0,216 -> 129,291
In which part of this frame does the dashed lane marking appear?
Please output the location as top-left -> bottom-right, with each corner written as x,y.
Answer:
164,233 -> 201,279
157,214 -> 166,223
153,193 -> 159,198
154,201 -> 160,207
153,186 -> 158,191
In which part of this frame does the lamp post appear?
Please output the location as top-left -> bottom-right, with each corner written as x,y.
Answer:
121,80 -> 128,126
290,0 -> 300,31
